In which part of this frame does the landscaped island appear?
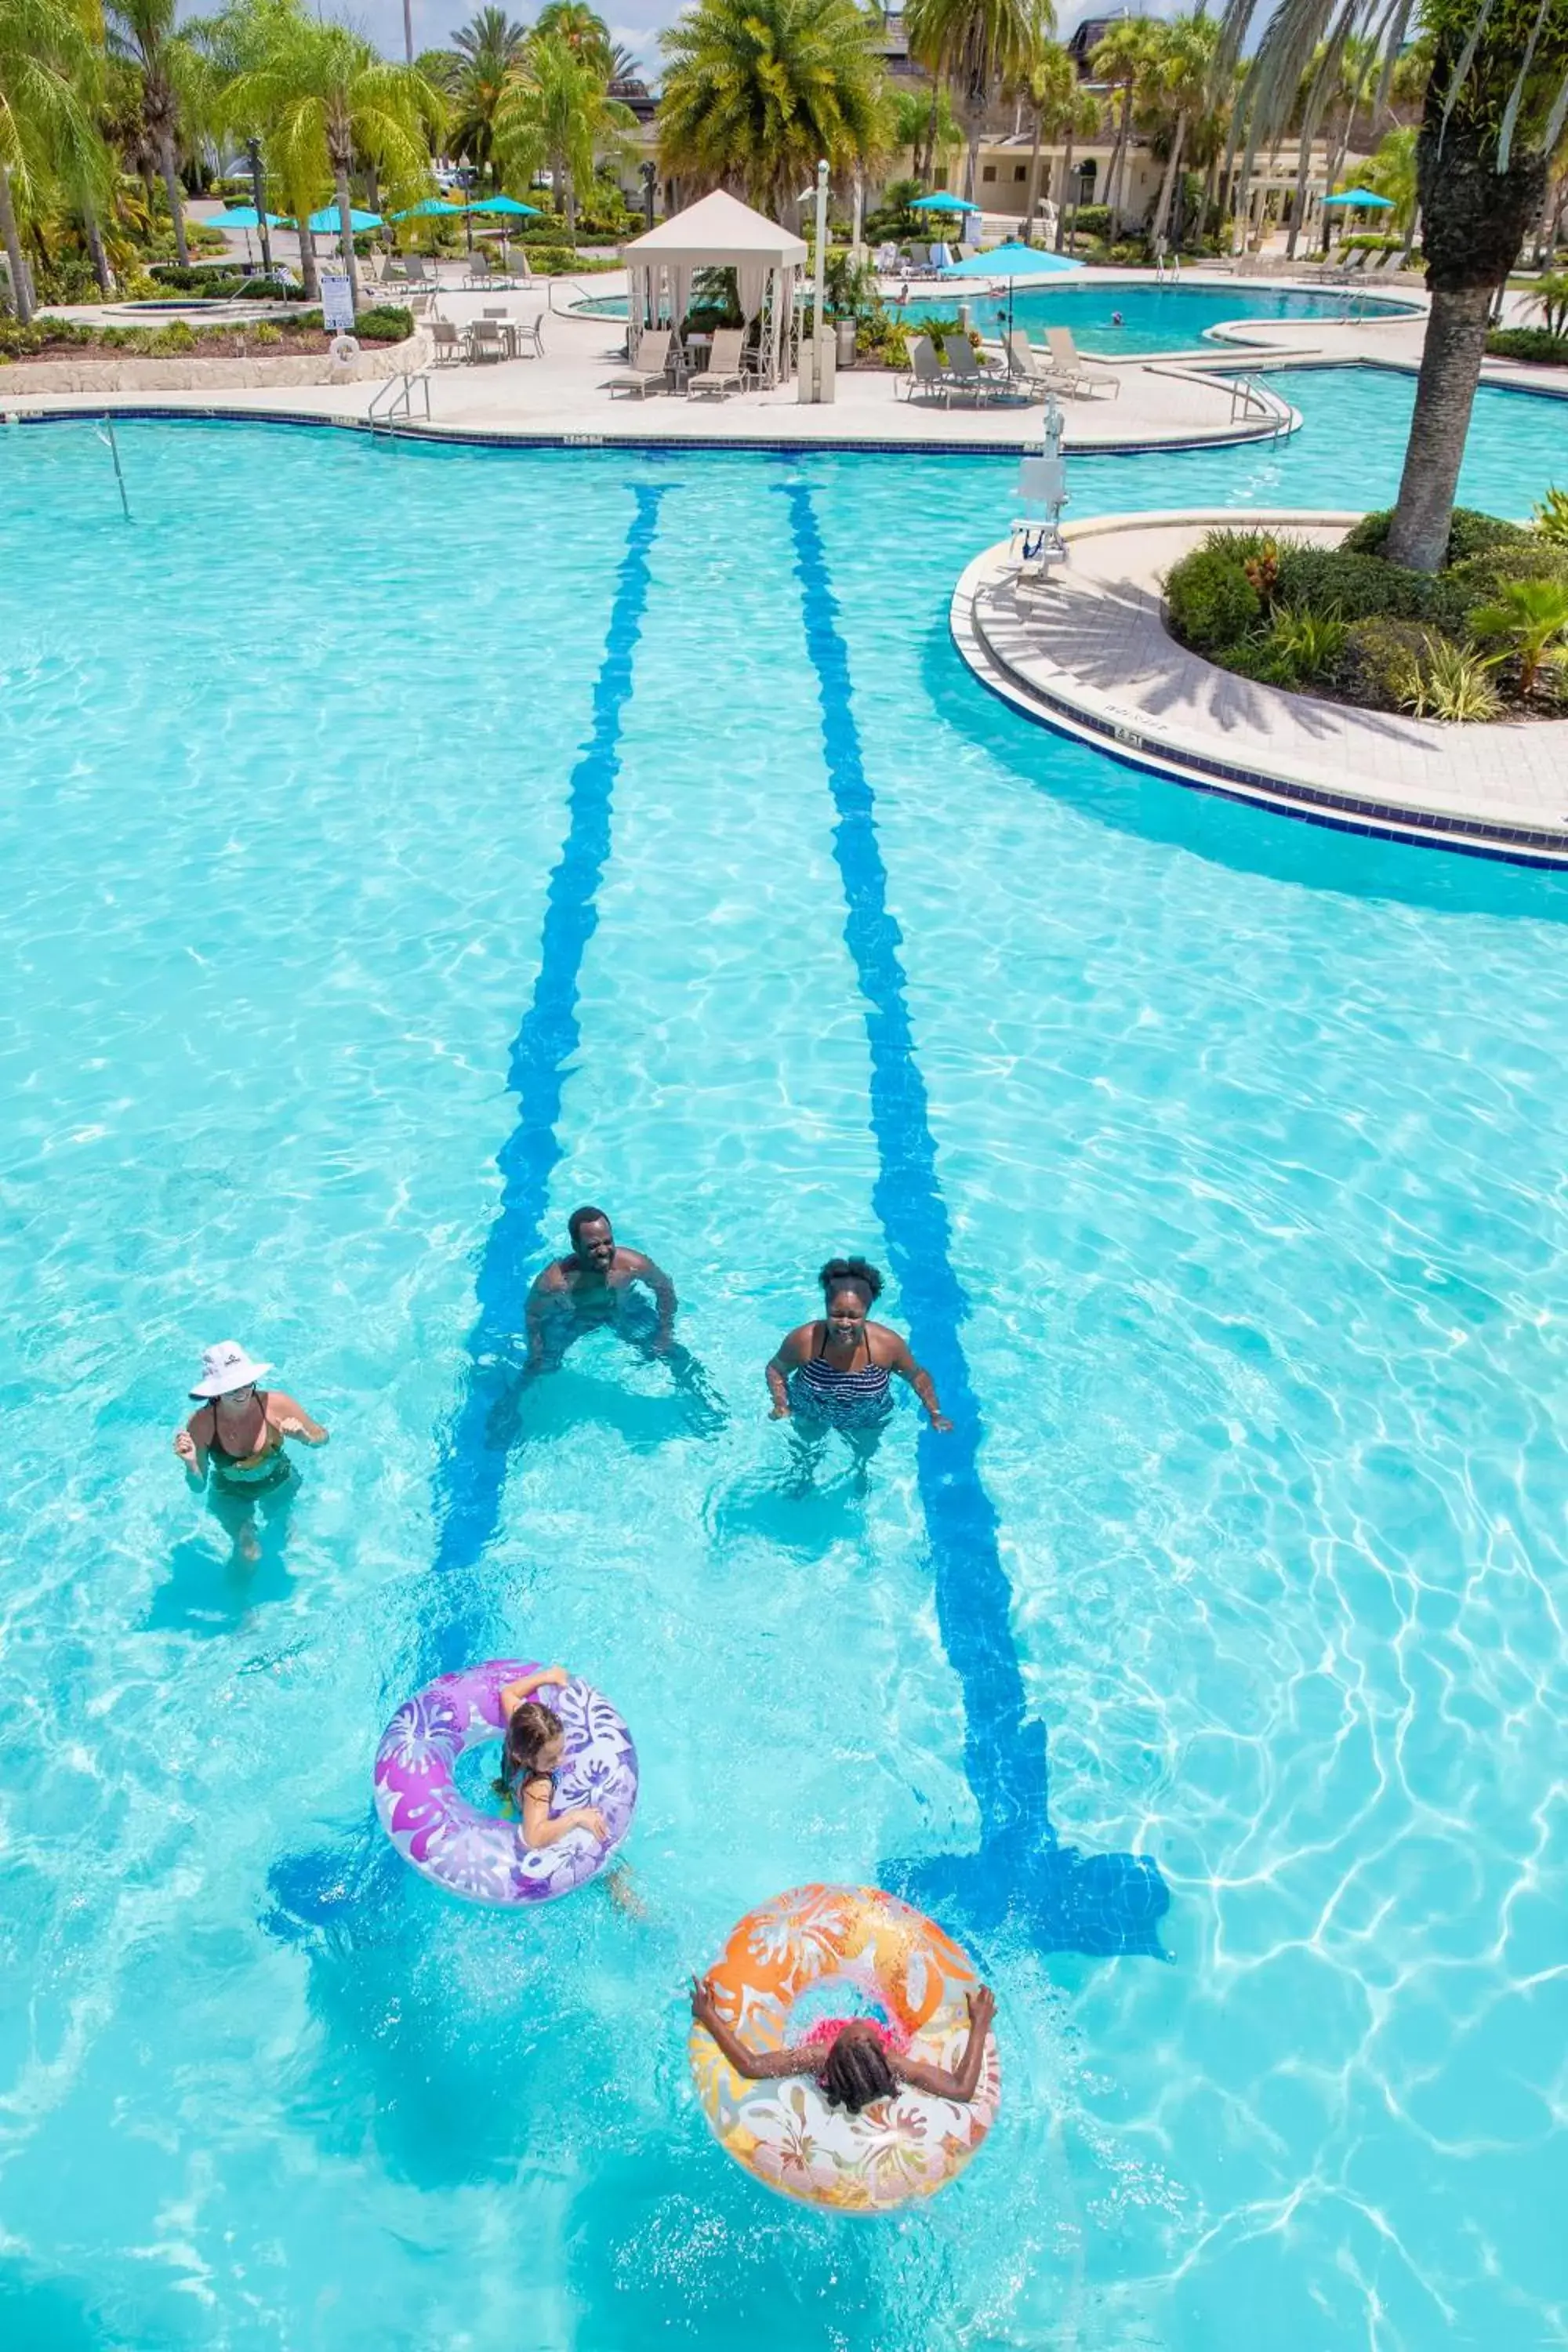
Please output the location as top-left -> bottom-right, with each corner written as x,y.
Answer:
1163,501 -> 1568,720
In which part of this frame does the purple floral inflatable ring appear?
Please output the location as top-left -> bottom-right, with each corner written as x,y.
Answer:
373,1660 -> 637,1906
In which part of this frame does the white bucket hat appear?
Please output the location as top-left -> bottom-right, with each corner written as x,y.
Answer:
191,1339 -> 274,1399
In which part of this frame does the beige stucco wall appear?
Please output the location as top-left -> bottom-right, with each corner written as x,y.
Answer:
0,329 -> 430,397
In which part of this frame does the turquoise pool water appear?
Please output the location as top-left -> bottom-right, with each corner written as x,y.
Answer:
575,281 -> 1420,354
2,365 -> 1566,2351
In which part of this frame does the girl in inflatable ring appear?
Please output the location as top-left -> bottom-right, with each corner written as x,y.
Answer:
689,1976 -> 995,2113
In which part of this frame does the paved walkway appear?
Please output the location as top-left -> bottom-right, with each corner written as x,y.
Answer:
953,513 -> 1568,864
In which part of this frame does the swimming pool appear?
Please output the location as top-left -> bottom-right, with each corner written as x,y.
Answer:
2,365 -> 1566,2350
573,281 -> 1421,355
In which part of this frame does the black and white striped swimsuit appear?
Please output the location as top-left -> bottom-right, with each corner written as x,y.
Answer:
792,1326 -> 892,1428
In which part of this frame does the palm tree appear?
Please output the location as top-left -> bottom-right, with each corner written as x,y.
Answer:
1367,121 -> 1418,255
658,0 -> 885,220
1091,13 -> 1158,226
229,17 -> 441,311
904,0 -> 1034,203
533,2 -> 613,74
1007,17 -> 1072,234
1221,0 -> 1568,574
497,27 -> 633,239
1,0 -> 103,321
446,5 -> 528,185
1055,80 -> 1102,247
107,0 -> 195,267
890,77 -> 960,183
1145,13 -> 1219,251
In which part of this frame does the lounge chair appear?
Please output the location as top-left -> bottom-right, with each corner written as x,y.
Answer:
607,325 -> 675,397
403,252 -> 430,285
902,332 -> 954,403
506,248 -> 535,286
1004,331 -> 1064,394
1044,326 -> 1120,399
688,325 -> 746,398
944,335 -> 1015,403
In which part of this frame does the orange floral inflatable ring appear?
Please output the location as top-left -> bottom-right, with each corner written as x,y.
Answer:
688,1882 -> 1000,2212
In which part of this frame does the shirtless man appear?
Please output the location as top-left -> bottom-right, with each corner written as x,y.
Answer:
488,1207 -> 724,1443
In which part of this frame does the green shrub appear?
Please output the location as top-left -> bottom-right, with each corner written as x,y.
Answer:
1332,615 -> 1432,709
350,303 -> 414,342
1534,485 -> 1568,540
1163,543 -> 1263,654
1340,506 -> 1529,564
1447,540 -> 1568,600
1402,637 -> 1504,721
1270,543 -> 1461,626
250,322 -> 282,347
1485,326 -> 1568,365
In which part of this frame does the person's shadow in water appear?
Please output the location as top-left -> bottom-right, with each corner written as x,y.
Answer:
146,1533 -> 296,1635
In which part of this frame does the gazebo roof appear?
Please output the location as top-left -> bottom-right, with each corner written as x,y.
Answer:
622,189 -> 808,267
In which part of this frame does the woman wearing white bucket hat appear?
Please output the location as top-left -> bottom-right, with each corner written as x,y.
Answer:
173,1341 -> 328,1563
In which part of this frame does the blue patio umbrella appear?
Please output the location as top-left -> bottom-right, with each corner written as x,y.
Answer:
206,205 -> 287,230
466,194 -> 543,216
941,238 -> 1086,333
304,205 -> 383,234
910,191 -> 981,214
391,198 -> 466,220
1321,187 -> 1394,208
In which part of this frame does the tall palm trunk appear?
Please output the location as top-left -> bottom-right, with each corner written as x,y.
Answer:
1382,284 -> 1494,571
1108,84 -> 1133,222
83,210 -> 113,296
0,161 -> 34,323
334,162 -> 361,310
920,84 -> 938,183
964,118 -> 982,204
1024,105 -> 1044,238
1383,117 -> 1544,572
1284,109 -> 1316,261
159,131 -> 189,266
1150,112 -> 1187,250
293,192 -> 320,300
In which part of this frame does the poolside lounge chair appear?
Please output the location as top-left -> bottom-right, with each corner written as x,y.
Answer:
902,333 -> 955,402
1004,331 -> 1063,394
506,248 -> 535,285
607,325 -> 675,397
1044,326 -> 1120,399
403,253 -> 430,285
944,335 -> 1016,403
688,325 -> 746,398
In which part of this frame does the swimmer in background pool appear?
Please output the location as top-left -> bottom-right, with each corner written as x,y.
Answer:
767,1257 -> 950,1484
486,1206 -> 725,1445
690,1976 -> 995,2111
173,1340 -> 328,1564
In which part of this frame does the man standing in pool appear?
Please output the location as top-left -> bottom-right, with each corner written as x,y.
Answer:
487,1206 -> 724,1441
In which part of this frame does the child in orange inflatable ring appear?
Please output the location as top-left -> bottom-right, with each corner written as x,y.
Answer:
689,1977 -> 995,2114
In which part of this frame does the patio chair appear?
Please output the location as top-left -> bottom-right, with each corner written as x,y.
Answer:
430,318 -> 466,366
511,310 -> 545,358
468,316 -> 506,363
903,333 -> 955,403
944,335 -> 1014,403
607,325 -> 675,397
873,242 -> 898,272
1044,327 -> 1120,399
688,325 -> 746,398
403,253 -> 430,285
1004,331 -> 1064,394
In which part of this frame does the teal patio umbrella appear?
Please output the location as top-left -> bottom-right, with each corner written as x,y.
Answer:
466,194 -> 542,216
910,191 -> 981,214
204,205 -> 287,267
306,205 -> 383,234
1321,187 -> 1394,209
941,238 -> 1086,335
391,198 -> 466,220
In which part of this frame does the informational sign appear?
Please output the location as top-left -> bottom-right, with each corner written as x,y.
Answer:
321,271 -> 354,333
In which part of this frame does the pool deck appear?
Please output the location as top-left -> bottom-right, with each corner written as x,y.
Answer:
8,267 -> 1561,454
953,512 -> 1568,866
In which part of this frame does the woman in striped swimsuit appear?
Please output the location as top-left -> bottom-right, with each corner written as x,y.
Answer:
766,1258 -> 951,1476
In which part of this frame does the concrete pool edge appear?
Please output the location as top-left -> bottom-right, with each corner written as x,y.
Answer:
951,515 -> 1568,870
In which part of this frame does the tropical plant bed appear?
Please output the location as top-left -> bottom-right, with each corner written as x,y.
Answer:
1162,505 -> 1568,723
0,307 -> 415,365
1486,328 -> 1568,365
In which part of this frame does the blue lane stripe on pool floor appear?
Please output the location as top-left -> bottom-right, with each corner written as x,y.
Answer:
267,485 -> 666,1941
783,481 -> 1169,1960
428,481 -> 667,1655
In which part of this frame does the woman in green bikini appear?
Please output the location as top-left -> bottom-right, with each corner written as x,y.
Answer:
173,1340 -> 328,1563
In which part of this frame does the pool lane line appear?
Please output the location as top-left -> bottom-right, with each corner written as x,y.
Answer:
782,481 -> 1169,1960
426,482 -> 668,1653
265,485 -> 667,1942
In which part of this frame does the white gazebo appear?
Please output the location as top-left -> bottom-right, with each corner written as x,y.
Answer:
622,190 -> 808,387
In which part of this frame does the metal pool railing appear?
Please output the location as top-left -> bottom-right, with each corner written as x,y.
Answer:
1228,372 -> 1288,436
368,371 -> 432,436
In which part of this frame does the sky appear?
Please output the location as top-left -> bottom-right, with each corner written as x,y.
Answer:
360,0 -> 1185,82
